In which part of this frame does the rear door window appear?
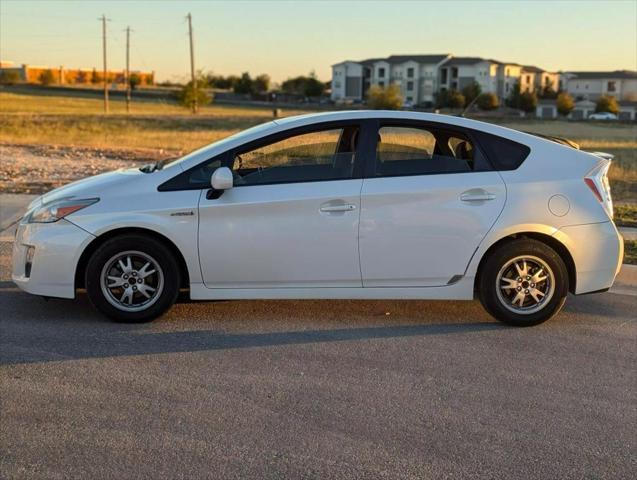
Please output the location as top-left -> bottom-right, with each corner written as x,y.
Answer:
374,125 -> 476,177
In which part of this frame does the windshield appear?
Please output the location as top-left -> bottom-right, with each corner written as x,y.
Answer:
161,121 -> 277,170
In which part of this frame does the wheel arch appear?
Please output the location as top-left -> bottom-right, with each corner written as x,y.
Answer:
75,227 -> 191,290
474,231 -> 576,294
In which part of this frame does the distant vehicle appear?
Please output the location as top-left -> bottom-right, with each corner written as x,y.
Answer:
588,112 -> 618,120
403,100 -> 414,109
13,111 -> 623,326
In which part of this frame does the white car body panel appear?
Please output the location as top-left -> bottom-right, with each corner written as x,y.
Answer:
12,110 -> 623,305
198,180 -> 363,288
359,171 -> 506,287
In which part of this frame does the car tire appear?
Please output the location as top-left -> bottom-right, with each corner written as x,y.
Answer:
85,234 -> 180,323
478,238 -> 568,327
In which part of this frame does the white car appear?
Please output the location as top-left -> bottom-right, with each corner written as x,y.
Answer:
588,112 -> 618,121
12,111 -> 623,326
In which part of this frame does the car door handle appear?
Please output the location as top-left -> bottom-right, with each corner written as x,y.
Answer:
460,192 -> 496,202
320,204 -> 357,212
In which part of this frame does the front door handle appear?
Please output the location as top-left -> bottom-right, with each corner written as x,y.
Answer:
460,191 -> 496,202
320,204 -> 357,213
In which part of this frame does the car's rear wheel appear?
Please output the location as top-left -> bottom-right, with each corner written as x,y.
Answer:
85,234 -> 180,322
478,238 -> 568,326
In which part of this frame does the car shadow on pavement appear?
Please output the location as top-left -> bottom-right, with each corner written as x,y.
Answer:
0,285 -> 504,365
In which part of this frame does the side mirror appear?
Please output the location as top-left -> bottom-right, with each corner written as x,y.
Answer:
211,167 -> 234,191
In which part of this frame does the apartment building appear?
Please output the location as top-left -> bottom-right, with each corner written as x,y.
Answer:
331,54 -> 560,106
332,54 -> 450,105
561,71 -> 637,101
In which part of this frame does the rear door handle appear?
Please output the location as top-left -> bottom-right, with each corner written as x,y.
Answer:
320,204 -> 357,212
460,192 -> 496,202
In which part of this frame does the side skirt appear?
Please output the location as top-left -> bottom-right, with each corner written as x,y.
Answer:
189,278 -> 476,301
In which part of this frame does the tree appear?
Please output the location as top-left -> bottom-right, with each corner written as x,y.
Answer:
303,76 -> 325,97
252,74 -> 270,94
595,95 -> 619,114
519,90 -> 538,113
177,75 -> 212,110
233,72 -> 253,94
476,92 -> 499,111
447,89 -> 466,109
540,85 -> 557,99
0,70 -> 21,85
128,73 -> 141,90
556,92 -> 575,116
91,68 -> 100,84
75,70 -> 87,84
38,69 -> 55,85
281,75 -> 326,97
366,84 -> 403,109
461,82 -> 482,105
145,73 -> 154,86
506,81 -> 521,108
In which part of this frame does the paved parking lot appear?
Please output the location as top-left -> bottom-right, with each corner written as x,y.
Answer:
1,243 -> 636,478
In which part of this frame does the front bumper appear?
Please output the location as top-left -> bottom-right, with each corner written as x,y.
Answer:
553,221 -> 624,294
12,219 -> 95,299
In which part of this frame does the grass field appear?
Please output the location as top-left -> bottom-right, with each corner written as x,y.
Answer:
1,90 -> 635,201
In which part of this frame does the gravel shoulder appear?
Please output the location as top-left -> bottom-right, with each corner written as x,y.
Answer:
0,143 -> 176,194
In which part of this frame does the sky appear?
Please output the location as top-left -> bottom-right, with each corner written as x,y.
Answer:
1,0 -> 636,83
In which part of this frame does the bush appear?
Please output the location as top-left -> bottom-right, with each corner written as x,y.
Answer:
461,82 -> 481,105
556,92 -> 575,116
38,69 -> 55,85
0,70 -> 21,85
519,90 -> 538,113
447,89 -> 466,109
366,84 -> 403,109
91,69 -> 100,84
177,76 -> 212,110
129,73 -> 141,90
476,92 -> 499,111
595,95 -> 619,114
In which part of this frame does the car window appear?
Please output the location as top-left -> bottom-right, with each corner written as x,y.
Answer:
375,126 -> 474,177
472,131 -> 530,171
232,126 -> 359,186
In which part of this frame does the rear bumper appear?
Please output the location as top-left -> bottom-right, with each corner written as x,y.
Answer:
12,219 -> 95,299
553,221 -> 623,294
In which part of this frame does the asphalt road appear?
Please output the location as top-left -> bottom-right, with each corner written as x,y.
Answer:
1,275 -> 636,479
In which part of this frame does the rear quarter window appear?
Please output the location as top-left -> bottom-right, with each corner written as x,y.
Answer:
474,131 -> 530,171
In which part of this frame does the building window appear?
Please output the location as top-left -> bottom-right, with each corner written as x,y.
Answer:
608,81 -> 616,92
506,83 -> 510,93
526,75 -> 530,83
378,68 -> 385,78
452,67 -> 458,79
407,81 -> 414,90
378,81 -> 385,87
407,67 -> 414,78
441,69 -> 448,83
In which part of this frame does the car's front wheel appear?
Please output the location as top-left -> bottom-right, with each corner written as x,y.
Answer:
85,234 -> 180,322
478,238 -> 568,327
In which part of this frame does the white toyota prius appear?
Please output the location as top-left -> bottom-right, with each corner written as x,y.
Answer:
12,111 -> 623,326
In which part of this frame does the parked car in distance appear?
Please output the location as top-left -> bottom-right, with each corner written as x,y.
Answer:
12,111 -> 623,326
588,112 -> 618,120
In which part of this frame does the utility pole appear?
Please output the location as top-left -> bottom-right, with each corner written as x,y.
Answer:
125,26 -> 131,113
186,12 -> 197,114
100,14 -> 109,114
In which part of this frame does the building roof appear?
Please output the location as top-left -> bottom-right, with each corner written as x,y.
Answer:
567,70 -> 637,80
522,65 -> 545,73
385,54 -> 450,64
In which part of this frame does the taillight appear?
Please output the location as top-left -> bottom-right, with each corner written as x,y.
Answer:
584,177 -> 603,202
584,159 -> 613,219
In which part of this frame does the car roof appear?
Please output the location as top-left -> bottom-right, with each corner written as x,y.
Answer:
273,110 -> 538,142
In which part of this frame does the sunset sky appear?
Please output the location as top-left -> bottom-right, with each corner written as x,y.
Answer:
1,0 -> 635,83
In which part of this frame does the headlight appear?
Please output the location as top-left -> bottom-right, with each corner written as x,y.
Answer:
26,197 -> 99,223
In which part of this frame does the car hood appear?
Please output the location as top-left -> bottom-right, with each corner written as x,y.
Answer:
29,167 -> 144,209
